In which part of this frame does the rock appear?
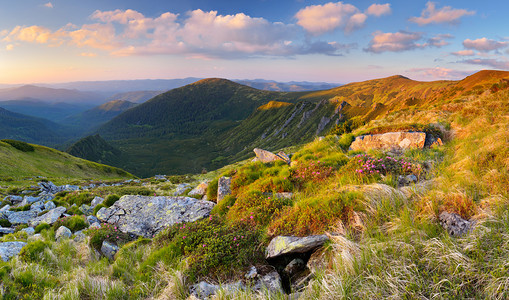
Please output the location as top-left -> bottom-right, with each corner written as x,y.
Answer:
63,185 -> 79,191
55,226 -> 72,240
38,181 -> 61,194
86,215 -> 99,225
190,281 -> 219,299
22,227 -> 35,236
74,230 -> 86,243
31,201 -> 45,211
79,204 -> 93,215
439,212 -> 472,237
266,235 -> 329,259
101,240 -> 119,260
44,201 -> 56,211
90,196 -> 104,208
89,222 -> 100,229
306,249 -> 327,274
284,258 -> 306,276
0,204 -> 11,212
245,266 -> 258,279
174,183 -> 191,196
255,271 -> 283,293
4,195 -> 22,203
154,175 -> 166,180
253,148 -> 291,164
0,242 -> 26,261
96,195 -> 215,238
398,174 -> 418,186
30,206 -> 66,226
350,132 -> 427,152
275,192 -> 293,200
8,210 -> 39,225
21,196 -> 40,206
189,181 -> 209,196
28,233 -> 43,242
0,227 -> 15,235
217,177 -> 231,202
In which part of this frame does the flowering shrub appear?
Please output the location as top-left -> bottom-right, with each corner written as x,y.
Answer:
87,223 -> 131,251
353,154 -> 422,176
227,190 -> 292,226
52,215 -> 87,232
292,160 -> 335,183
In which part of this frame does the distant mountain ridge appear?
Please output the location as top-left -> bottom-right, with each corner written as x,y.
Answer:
0,85 -> 103,104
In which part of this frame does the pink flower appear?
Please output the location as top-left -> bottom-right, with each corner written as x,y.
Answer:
234,237 -> 237,241
202,244 -> 206,247
183,236 -> 186,239
250,216 -> 254,219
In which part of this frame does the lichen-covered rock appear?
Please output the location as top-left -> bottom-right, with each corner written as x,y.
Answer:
44,201 -> 56,211
350,132 -> 427,152
253,148 -> 291,164
86,215 -> 99,225
30,206 -> 66,226
55,226 -> 72,240
0,227 -> 15,235
189,181 -> 209,196
31,201 -> 45,211
96,195 -> 215,238
174,183 -> 191,196
266,235 -> 329,259
254,271 -> 283,293
79,204 -> 93,215
4,195 -> 22,203
217,177 -> 231,202
22,227 -> 35,236
101,240 -> 119,260
90,196 -> 104,208
8,210 -> 39,225
0,241 -> 26,261
439,212 -> 472,237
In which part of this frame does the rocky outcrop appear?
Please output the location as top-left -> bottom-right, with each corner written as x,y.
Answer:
7,210 -> 40,225
253,148 -> 291,164
96,195 -> 215,238
266,235 -> 329,259
439,212 -> 473,237
350,132 -> 427,152
30,206 -> 66,226
0,242 -> 26,261
217,177 -> 231,202
189,181 -> 209,197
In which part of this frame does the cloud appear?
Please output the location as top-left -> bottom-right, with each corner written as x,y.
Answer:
463,38 -> 507,52
409,2 -> 475,26
80,52 -> 97,57
295,2 -> 367,35
365,31 -> 452,53
407,67 -> 471,79
365,3 -> 391,17
5,44 -> 14,51
3,25 -> 56,44
460,58 -> 509,69
44,2 -> 53,8
426,34 -> 453,47
451,50 -> 475,56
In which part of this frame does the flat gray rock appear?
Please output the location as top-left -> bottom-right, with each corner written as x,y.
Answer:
0,241 -> 26,261
30,206 -> 66,226
0,227 -> 15,235
8,210 -> 39,225
97,195 -> 215,238
439,212 -> 472,237
266,235 -> 329,259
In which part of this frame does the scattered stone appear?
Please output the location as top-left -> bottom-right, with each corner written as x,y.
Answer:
306,249 -> 327,274
22,227 -> 35,236
38,181 -> 61,194
398,174 -> 418,186
8,210 -> 39,225
79,204 -> 93,215
55,226 -> 72,240
266,235 -> 329,259
253,148 -> 291,164
275,192 -> 293,200
190,281 -> 219,299
154,175 -> 166,180
255,271 -> 283,293
284,258 -> 306,276
4,195 -> 22,203
174,183 -> 191,196
0,204 -> 11,212
86,215 -> 99,225
96,195 -> 215,238
0,227 -> 15,235
31,201 -> 45,211
101,240 -> 119,260
74,230 -> 87,243
439,212 -> 472,237
189,181 -> 209,196
30,206 -> 66,226
44,201 -> 56,211
217,177 -> 231,202
90,196 -> 104,208
21,196 -> 40,206
0,241 -> 26,261
350,132 -> 427,152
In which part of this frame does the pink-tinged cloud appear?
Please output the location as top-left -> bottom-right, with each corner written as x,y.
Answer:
463,38 -> 507,52
365,3 -> 391,17
295,2 -> 366,35
408,67 -> 472,80
409,2 -> 475,26
4,26 -> 53,43
426,34 -> 453,47
67,23 -> 121,50
451,50 -> 475,56
365,31 -> 451,53
80,52 -> 97,57
5,44 -> 14,51
44,2 -> 53,8
461,58 -> 509,69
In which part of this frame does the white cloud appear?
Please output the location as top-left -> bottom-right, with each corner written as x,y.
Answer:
365,4 -> 391,17
463,38 -> 507,52
5,44 -> 14,51
365,31 -> 452,53
295,2 -> 366,35
409,2 -> 475,26
44,2 -> 53,8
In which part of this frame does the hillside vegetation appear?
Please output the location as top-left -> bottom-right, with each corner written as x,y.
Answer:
0,73 -> 508,299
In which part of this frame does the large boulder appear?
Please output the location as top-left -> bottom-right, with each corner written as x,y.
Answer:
266,235 -> 329,259
30,206 -> 66,227
0,242 -> 26,261
350,132 -> 426,152
96,195 -> 215,238
8,210 -> 39,225
217,177 -> 231,202
253,148 -> 291,164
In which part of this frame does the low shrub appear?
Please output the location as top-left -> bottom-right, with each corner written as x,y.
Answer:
104,194 -> 120,207
0,219 -> 12,227
352,154 -> 422,177
212,194 -> 236,216
93,203 -> 106,216
291,160 -> 335,184
19,240 -> 50,262
53,215 -> 88,232
117,187 -> 153,196
1,139 -> 35,152
87,223 -> 131,251
34,223 -> 51,234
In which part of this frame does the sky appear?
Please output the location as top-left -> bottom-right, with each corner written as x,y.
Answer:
0,0 -> 508,84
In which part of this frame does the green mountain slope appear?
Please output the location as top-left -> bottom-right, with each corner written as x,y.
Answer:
66,134 -> 124,167
0,139 -> 133,181
0,100 -> 93,122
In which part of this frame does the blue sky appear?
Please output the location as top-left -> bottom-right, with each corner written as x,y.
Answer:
0,0 -> 508,84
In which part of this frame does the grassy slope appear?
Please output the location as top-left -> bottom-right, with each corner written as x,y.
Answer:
0,140 -> 134,184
